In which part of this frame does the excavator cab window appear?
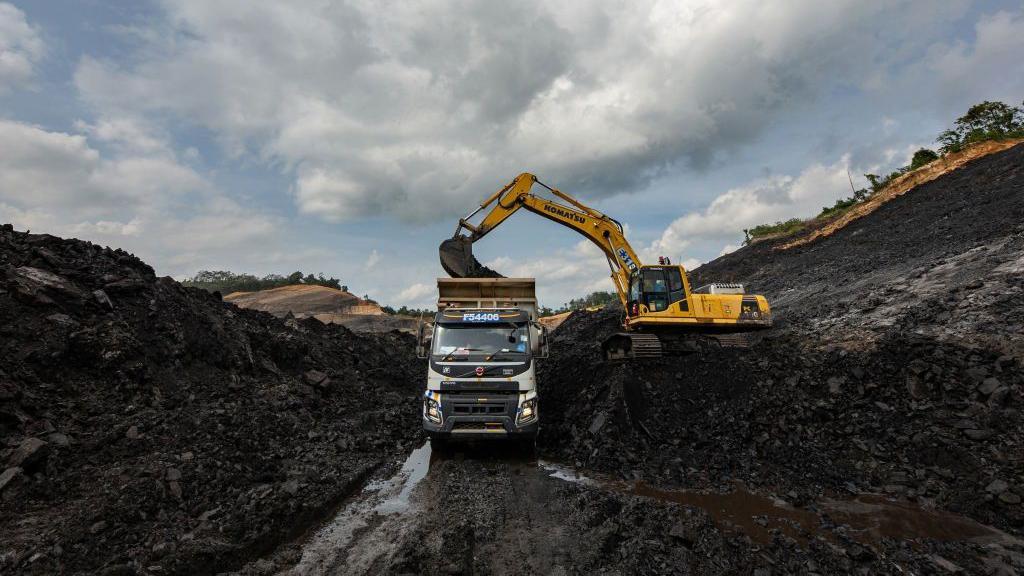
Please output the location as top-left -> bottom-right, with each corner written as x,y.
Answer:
641,269 -> 670,312
635,267 -> 687,313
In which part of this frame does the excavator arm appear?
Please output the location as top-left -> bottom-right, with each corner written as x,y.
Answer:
441,173 -> 640,306
441,172 -> 773,361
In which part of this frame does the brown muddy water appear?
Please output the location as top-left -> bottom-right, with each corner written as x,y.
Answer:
539,460 -> 1020,550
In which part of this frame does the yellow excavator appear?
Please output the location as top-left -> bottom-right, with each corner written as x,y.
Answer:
440,173 -> 773,360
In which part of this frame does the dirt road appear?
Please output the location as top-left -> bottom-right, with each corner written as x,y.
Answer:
238,440 -> 1022,576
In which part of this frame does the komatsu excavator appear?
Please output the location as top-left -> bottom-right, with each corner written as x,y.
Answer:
440,173 -> 772,360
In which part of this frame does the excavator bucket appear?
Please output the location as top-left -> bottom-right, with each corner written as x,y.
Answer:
439,237 -> 504,278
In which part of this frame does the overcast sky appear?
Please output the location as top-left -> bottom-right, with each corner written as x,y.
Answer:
2,1 -> 1023,309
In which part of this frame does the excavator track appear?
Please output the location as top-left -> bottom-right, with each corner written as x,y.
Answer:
602,332 -> 750,361
603,333 -> 661,360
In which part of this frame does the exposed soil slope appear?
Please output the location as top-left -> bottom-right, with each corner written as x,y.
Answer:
0,225 -> 423,575
224,285 -> 384,317
537,310 -> 574,332
225,285 -> 419,334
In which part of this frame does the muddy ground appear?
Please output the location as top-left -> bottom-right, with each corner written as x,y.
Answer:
1,142 -> 1022,576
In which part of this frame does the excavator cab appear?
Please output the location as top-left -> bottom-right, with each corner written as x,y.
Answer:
627,266 -> 688,316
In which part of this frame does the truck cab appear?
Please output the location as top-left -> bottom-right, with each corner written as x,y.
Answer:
417,279 -> 547,442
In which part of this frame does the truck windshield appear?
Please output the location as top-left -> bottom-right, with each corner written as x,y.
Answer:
432,323 -> 529,361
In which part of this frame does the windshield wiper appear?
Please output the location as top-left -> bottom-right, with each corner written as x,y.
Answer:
438,347 -> 482,362
484,350 -> 523,361
489,323 -> 523,361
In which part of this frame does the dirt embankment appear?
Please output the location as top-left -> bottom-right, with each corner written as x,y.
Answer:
0,225 -> 423,575
224,285 -> 382,317
224,285 -> 419,334
537,141 -> 1024,544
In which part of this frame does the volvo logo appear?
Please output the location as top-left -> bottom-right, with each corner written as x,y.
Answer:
475,366 -> 485,376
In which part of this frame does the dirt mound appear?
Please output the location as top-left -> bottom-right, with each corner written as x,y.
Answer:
537,142 -> 1024,542
0,224 -> 423,575
223,285 -> 421,334
224,284 -> 384,317
537,310 -> 574,332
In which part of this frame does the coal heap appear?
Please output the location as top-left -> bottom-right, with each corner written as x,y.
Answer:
0,224 -> 422,574
538,143 -> 1024,536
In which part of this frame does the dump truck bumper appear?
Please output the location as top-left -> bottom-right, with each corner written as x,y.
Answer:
424,415 -> 538,440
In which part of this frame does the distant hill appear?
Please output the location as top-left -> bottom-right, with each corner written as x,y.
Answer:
223,285 -> 419,333
224,284 -> 382,317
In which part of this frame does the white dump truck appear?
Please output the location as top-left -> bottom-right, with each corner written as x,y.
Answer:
416,278 -> 548,443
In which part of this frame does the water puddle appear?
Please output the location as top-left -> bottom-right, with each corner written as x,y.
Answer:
540,461 -> 1022,549
819,494 -> 1013,546
284,442 -> 434,575
370,441 -> 433,515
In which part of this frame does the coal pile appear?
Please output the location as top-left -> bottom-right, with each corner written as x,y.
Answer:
0,224 -> 422,575
538,143 -> 1024,540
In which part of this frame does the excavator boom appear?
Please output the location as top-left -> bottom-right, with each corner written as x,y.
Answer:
440,172 -> 773,360
442,173 -> 639,305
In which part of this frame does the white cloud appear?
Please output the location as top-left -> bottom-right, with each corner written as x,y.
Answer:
70,0 -> 979,223
485,239 -> 615,309
0,118 -> 280,276
0,2 -> 43,93
649,157 -> 854,261
395,282 -> 434,307
0,119 -> 207,214
928,10 -> 1024,104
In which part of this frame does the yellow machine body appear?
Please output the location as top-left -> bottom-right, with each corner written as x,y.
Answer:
440,173 -> 772,359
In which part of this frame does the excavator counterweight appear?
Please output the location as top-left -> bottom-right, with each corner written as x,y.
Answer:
439,173 -> 773,360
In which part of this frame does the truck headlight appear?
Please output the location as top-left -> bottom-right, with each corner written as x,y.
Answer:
424,397 -> 442,424
517,398 -> 537,426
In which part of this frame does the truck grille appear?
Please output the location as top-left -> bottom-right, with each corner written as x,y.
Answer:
453,405 -> 506,414
452,422 -> 506,433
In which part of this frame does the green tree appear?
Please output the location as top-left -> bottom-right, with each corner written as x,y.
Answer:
184,270 -> 344,294
937,100 -> 1024,154
864,174 -> 885,193
909,148 -> 939,170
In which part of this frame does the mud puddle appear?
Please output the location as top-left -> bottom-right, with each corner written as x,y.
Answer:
539,461 -> 1022,550
281,441 -> 435,575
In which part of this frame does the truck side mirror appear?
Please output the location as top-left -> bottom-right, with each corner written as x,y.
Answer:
416,321 -> 428,359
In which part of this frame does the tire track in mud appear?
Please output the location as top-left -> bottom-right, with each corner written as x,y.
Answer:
256,440 -> 1023,576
